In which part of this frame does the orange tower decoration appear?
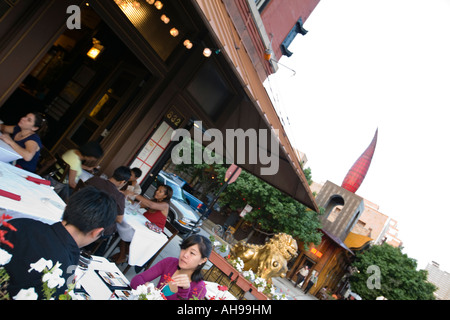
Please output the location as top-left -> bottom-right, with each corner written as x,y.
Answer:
341,129 -> 378,193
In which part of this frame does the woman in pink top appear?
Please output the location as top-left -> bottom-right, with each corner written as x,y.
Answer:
130,235 -> 212,300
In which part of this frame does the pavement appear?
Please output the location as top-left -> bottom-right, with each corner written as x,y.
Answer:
271,277 -> 317,300
114,219 -> 317,300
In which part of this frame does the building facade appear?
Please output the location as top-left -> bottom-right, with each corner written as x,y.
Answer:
287,130 -> 380,296
259,0 -> 320,59
0,0 -> 321,211
426,262 -> 450,300
382,218 -> 402,247
295,180 -> 403,296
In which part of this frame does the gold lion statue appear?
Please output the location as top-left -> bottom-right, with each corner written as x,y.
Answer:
230,233 -> 298,280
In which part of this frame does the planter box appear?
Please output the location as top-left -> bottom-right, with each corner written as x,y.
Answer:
235,275 -> 252,291
208,251 -> 239,280
207,251 -> 268,300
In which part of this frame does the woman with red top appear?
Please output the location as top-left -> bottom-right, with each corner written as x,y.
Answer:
112,185 -> 173,264
140,185 -> 173,229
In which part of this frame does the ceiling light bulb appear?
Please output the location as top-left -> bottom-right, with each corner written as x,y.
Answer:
183,40 -> 193,49
161,14 -> 170,24
170,28 -> 179,37
203,48 -> 212,57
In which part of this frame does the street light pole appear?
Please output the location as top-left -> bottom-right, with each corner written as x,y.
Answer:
183,165 -> 240,239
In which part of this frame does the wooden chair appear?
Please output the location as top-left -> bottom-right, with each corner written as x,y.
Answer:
122,222 -> 179,274
36,146 -> 56,176
51,154 -> 70,183
73,179 -> 86,192
88,234 -> 114,256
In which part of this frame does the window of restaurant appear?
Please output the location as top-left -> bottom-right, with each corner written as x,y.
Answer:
68,62 -> 147,147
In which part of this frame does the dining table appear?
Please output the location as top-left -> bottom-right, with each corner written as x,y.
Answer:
75,259 -> 237,300
75,255 -> 132,300
0,160 -> 65,224
0,133 -> 22,163
109,203 -> 168,267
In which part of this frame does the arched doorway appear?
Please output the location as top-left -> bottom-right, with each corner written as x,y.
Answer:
324,195 -> 345,222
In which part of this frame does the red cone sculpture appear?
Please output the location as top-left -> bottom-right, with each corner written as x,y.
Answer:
341,129 -> 378,193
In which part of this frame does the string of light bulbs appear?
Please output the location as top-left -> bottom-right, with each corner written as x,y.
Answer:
114,0 -> 217,57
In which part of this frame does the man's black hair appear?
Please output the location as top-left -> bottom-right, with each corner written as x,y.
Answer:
112,166 -> 131,182
62,186 -> 117,233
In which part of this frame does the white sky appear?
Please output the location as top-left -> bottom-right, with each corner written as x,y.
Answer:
265,0 -> 450,271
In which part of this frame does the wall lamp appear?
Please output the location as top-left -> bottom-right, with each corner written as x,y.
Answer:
87,38 -> 104,60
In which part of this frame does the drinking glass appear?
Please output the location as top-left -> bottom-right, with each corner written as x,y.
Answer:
72,251 -> 92,287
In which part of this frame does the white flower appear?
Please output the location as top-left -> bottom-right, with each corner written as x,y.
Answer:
230,257 -> 244,272
28,258 -> 53,273
13,288 -> 38,300
0,248 -> 12,265
42,261 -> 65,288
131,283 -> 149,297
242,269 -> 256,282
269,285 -> 276,295
131,283 -> 165,300
254,277 -> 267,292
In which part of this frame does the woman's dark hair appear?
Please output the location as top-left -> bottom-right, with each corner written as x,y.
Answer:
79,141 -> 104,159
62,186 -> 117,234
179,235 -> 212,282
31,111 -> 48,137
155,184 -> 173,203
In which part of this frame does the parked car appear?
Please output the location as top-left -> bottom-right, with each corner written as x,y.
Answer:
159,171 -> 211,217
143,171 -> 202,234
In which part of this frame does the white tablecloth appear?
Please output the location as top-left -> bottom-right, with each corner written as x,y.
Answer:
0,161 -> 65,224
0,133 -> 22,163
116,207 -> 168,267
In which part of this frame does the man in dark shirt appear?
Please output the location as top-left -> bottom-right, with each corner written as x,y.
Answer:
85,166 -> 131,235
0,187 -> 117,299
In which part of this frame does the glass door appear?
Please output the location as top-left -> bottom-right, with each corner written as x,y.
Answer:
67,63 -> 147,147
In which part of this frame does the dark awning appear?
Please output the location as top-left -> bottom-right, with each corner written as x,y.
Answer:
321,229 -> 354,255
209,97 -> 319,212
189,0 -> 318,212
